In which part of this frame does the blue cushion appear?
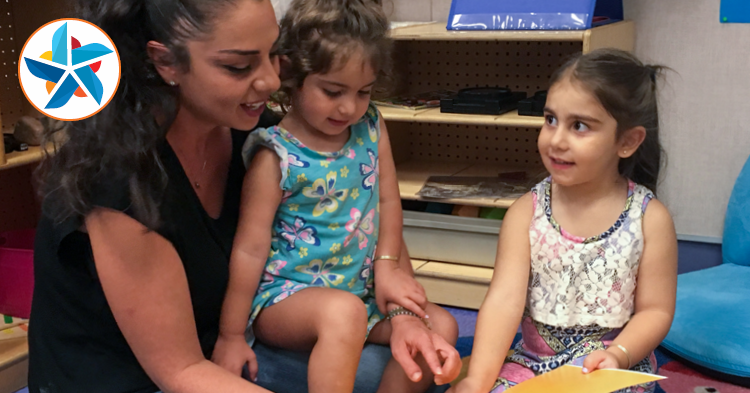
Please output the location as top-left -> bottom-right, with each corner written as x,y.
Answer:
662,264 -> 750,376
724,155 -> 750,267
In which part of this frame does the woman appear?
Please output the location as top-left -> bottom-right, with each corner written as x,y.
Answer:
29,0 -> 458,392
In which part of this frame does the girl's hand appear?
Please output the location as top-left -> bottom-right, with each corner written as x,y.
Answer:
582,349 -> 626,373
446,377 -> 486,393
389,314 -> 461,384
211,333 -> 259,381
432,333 -> 463,385
374,261 -> 428,317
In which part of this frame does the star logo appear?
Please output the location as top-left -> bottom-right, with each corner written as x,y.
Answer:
18,19 -> 120,121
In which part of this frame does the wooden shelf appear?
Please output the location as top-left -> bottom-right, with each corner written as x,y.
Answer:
416,261 -> 493,284
0,146 -> 47,171
397,159 -> 529,209
414,261 -> 493,309
390,21 -> 635,55
390,21 -> 587,41
0,337 -> 28,393
0,338 -> 27,369
378,106 -> 545,127
411,259 -> 428,271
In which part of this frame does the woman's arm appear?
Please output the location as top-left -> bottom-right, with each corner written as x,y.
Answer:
214,148 -> 284,375
584,199 -> 678,371
450,193 -> 534,393
87,209 -> 271,393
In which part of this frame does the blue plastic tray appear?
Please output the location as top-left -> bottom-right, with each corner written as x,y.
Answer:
447,0 -> 623,31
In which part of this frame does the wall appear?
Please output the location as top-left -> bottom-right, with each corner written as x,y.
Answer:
389,0 -> 750,241
625,0 -> 750,241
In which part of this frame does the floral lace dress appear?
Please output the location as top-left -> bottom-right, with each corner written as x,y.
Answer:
491,178 -> 657,393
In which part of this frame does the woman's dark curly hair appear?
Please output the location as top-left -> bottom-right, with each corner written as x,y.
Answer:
38,0 -> 254,228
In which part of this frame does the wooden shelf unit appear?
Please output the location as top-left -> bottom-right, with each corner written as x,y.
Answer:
0,338 -> 28,393
378,106 -> 545,127
386,21 -> 635,309
0,0 -> 70,167
0,146 -> 48,171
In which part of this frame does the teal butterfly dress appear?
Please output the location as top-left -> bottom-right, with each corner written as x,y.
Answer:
241,104 -> 385,333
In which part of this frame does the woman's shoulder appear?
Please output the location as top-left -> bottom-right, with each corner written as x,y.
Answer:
36,171 -> 133,253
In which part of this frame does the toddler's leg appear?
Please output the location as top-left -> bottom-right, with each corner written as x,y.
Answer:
254,287 -> 369,393
368,303 -> 458,393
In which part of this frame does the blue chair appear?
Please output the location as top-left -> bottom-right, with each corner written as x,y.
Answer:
661,155 -> 750,381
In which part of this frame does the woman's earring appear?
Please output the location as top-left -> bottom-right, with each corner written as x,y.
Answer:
169,81 -> 176,86
623,150 -> 628,155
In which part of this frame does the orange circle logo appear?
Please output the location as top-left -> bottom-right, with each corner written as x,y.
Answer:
18,18 -> 121,121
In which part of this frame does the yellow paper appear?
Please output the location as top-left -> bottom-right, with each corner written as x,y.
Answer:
507,365 -> 665,393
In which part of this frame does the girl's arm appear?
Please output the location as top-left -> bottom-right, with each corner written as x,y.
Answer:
584,199 -> 678,372
213,148 -> 283,376
372,117 -> 429,316
374,116 -> 403,259
87,209 -> 271,393
449,193 -> 534,393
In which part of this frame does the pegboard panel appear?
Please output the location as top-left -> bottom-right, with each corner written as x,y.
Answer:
0,163 -> 41,232
393,40 -> 583,96
404,122 -> 541,166
0,0 -> 72,134
0,0 -> 23,134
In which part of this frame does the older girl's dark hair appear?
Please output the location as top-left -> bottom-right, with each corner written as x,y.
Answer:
276,0 -> 392,108
550,48 -> 666,194
38,0 -> 248,228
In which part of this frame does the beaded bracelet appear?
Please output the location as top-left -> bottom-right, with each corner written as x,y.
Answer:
387,307 -> 431,329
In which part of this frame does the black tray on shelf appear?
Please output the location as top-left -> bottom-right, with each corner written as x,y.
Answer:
440,87 -> 526,116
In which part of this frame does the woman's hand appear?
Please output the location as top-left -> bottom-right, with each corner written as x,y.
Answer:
212,333 -> 259,381
389,314 -> 461,385
582,349 -> 626,373
374,260 -> 428,317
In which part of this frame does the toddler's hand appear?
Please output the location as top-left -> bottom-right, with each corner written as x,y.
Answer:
582,349 -> 625,373
212,333 -> 259,381
374,262 -> 427,316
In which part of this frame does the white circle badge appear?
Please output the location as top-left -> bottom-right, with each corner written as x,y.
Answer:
18,18 -> 121,121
